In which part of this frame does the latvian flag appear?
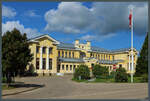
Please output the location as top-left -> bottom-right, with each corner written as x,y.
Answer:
129,9 -> 132,28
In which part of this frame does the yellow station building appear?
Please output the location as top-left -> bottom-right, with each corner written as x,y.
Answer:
28,34 -> 138,76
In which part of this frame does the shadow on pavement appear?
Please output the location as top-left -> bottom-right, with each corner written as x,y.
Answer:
2,83 -> 45,97
9,83 -> 45,88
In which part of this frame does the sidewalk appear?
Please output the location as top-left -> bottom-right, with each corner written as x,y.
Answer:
2,83 -> 44,96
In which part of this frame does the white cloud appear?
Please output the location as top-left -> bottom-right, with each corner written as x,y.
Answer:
80,35 -> 96,41
91,2 -> 148,36
25,10 -> 40,17
2,5 -> 16,18
80,33 -> 116,42
44,2 -> 97,34
44,2 -> 148,38
2,21 -> 41,38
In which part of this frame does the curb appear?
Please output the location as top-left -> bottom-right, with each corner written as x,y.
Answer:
2,87 -> 40,96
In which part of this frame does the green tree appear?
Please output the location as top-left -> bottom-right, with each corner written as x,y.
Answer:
73,65 -> 90,80
135,34 -> 148,76
92,64 -> 109,78
2,28 -> 33,85
92,64 -> 101,78
115,67 -> 128,82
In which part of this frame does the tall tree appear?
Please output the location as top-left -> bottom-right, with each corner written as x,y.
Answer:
2,28 -> 33,84
135,33 -> 148,76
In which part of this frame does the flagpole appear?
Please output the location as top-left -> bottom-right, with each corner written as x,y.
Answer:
130,7 -> 134,83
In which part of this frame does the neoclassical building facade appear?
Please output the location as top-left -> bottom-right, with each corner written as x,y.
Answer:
28,34 -> 138,76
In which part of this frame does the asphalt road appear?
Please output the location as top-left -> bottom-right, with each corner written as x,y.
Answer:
2,75 -> 148,99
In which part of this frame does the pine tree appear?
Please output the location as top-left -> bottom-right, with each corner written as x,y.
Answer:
135,33 -> 148,76
2,28 -> 33,84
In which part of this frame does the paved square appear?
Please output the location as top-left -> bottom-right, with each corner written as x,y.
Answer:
2,75 -> 148,99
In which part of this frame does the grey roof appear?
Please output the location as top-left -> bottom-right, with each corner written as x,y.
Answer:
57,42 -> 76,50
28,34 -> 49,40
59,57 -> 84,63
110,48 -> 130,53
28,34 -> 135,53
98,60 -> 124,64
91,46 -> 110,53
91,47 -> 132,53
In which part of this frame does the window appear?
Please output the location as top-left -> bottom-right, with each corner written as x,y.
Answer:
113,56 -> 115,60
73,65 -> 76,70
66,65 -> 68,71
49,47 -> 53,54
70,65 -> 72,70
72,52 -> 74,58
36,46 -> 40,53
127,63 -> 129,71
80,52 -> 86,58
110,66 -> 112,70
90,53 -> 92,57
109,55 -> 110,60
36,58 -> 39,69
62,65 -> 64,70
43,47 -> 46,54
65,52 -> 67,58
43,58 -> 46,69
62,51 -> 64,58
58,51 -> 60,57
49,58 -> 52,70
104,55 -> 105,60
69,52 -> 71,58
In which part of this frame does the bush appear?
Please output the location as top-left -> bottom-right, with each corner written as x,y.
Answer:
92,64 -> 101,78
92,64 -> 109,78
2,77 -> 7,83
23,64 -> 38,77
109,71 -> 116,79
73,65 -> 90,80
115,67 -> 128,82
141,74 -> 148,82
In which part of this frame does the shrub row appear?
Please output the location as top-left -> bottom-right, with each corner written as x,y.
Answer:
73,64 -> 129,82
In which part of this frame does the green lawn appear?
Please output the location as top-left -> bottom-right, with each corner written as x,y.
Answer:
2,84 -> 15,90
93,78 -> 115,83
72,78 -> 88,83
127,77 -> 143,83
72,76 -> 146,83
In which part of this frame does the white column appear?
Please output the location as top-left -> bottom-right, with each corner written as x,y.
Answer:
46,47 -> 49,70
40,46 -> 43,69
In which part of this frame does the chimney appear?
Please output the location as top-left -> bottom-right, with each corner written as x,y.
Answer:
75,39 -> 79,47
75,39 -> 79,45
86,41 -> 91,50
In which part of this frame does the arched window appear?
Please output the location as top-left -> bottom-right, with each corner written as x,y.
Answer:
80,52 -> 86,58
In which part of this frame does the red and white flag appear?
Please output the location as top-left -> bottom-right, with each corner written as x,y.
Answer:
129,9 -> 132,28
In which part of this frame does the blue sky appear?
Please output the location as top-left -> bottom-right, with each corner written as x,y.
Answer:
2,2 -> 148,51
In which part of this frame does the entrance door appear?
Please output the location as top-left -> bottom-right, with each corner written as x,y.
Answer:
57,65 -> 60,73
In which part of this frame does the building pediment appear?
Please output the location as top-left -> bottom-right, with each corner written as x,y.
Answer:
29,34 -> 60,45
